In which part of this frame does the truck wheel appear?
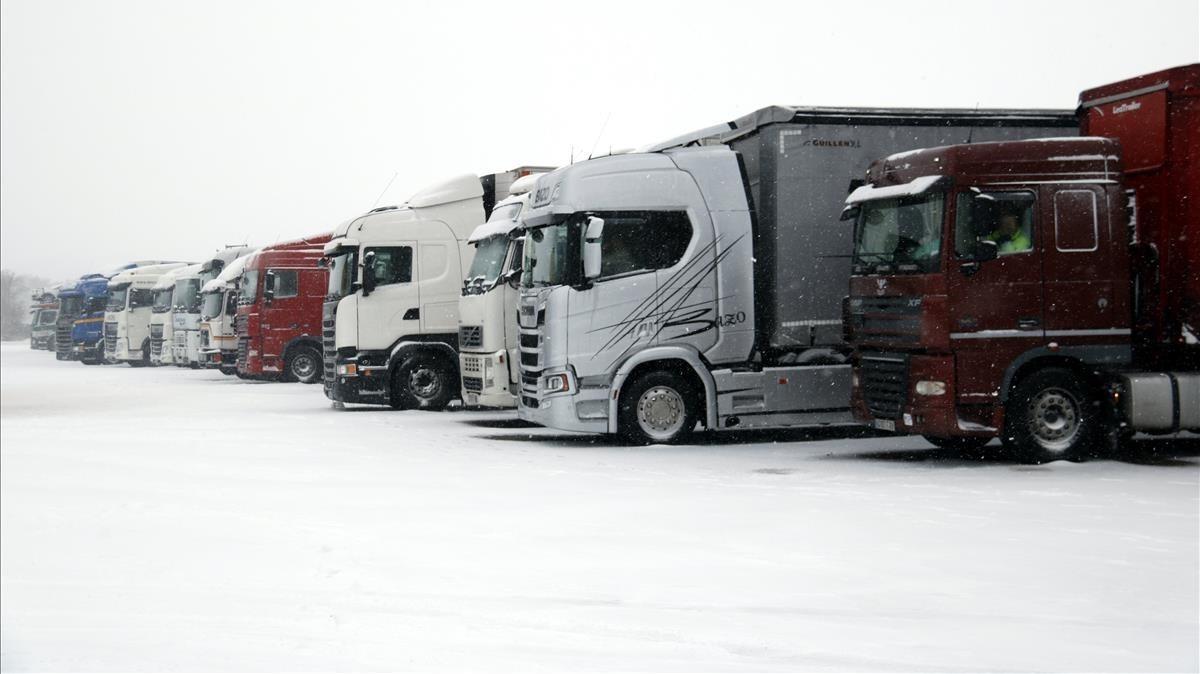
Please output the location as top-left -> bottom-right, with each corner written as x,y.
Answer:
922,435 -> 991,453
285,345 -> 322,384
618,370 -> 699,445
390,354 -> 454,411
1003,367 -> 1097,463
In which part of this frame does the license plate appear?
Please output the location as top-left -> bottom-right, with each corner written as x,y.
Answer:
873,419 -> 896,432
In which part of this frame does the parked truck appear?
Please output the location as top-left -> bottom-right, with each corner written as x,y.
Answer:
104,263 -> 189,366
199,252 -> 257,373
459,170 -> 551,407
175,247 -> 253,367
515,106 -> 1078,443
150,264 -> 200,365
235,233 -> 331,382
55,262 -> 167,364
322,168 -> 547,409
844,65 -> 1199,461
29,287 -> 60,350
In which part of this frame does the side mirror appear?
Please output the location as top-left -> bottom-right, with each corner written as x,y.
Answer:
840,205 -> 861,222
263,271 -> 276,304
974,239 -> 999,262
316,257 -> 328,269
583,216 -> 605,280
362,251 -> 377,296
503,268 -> 522,288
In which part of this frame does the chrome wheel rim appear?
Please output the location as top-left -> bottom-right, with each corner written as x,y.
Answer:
409,367 -> 441,400
1028,387 -> 1079,453
292,354 -> 317,379
636,386 -> 686,441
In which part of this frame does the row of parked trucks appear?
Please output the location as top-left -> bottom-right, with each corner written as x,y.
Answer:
35,65 -> 1198,461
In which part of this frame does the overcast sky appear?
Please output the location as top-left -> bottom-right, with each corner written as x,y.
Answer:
2,0 -> 1197,281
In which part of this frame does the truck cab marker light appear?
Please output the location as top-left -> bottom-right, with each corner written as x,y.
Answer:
915,380 -> 947,396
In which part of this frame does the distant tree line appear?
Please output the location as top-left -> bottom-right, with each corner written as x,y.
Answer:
1,269 -> 54,341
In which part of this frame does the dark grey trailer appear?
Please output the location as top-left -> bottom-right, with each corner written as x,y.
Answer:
654,106 -> 1078,360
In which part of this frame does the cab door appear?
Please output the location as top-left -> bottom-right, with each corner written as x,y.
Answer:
945,189 -> 1045,402
262,268 -> 303,359
356,244 -> 420,350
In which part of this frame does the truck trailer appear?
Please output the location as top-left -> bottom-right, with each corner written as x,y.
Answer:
516,105 -> 1077,443
844,65 -> 1199,461
459,170 -> 550,407
322,169 -> 547,410
235,233 -> 331,382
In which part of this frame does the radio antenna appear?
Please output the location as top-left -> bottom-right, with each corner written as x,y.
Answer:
371,172 -> 399,209
588,111 -> 613,159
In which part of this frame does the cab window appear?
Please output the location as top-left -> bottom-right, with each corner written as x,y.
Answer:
593,211 -> 692,279
955,191 -> 1036,257
365,247 -> 413,286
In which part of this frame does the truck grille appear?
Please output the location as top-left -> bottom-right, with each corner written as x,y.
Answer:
462,356 -> 482,374
459,325 -> 482,348
846,296 -> 923,346
103,322 -> 118,354
860,351 -> 910,419
235,314 -> 247,337
463,376 -> 483,392
322,301 -> 337,385
517,302 -> 542,408
237,337 -> 249,370
150,324 -> 164,339
174,331 -> 187,347
150,339 -> 164,358
56,323 -> 74,354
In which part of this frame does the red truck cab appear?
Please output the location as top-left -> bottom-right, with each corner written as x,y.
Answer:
845,65 -> 1199,461
236,233 -> 331,382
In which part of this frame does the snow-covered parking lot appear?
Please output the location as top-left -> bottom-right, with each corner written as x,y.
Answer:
2,343 -> 1197,671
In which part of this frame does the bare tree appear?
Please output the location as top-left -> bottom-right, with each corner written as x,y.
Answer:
1,269 -> 54,340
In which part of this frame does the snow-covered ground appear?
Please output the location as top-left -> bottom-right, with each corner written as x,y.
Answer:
1,343 -> 1196,672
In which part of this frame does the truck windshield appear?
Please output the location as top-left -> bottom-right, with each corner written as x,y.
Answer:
175,279 -> 201,312
464,236 -> 509,294
201,291 -> 223,320
59,296 -> 83,317
522,221 -> 577,288
239,270 -> 259,304
106,285 -> 130,312
37,310 -> 59,326
153,288 -> 174,313
852,192 -> 945,274
326,250 -> 358,301
490,202 -> 522,223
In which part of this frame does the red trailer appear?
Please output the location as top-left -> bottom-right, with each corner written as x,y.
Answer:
236,233 -> 331,382
843,65 -> 1199,461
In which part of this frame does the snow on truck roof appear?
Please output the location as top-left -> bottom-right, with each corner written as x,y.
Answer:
153,263 -> 203,289
108,263 -> 191,286
468,193 -> 530,243
328,174 -> 485,249
643,105 -> 1077,153
202,251 -> 258,293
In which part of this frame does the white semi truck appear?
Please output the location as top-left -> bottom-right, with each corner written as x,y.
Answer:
150,264 -> 201,365
199,251 -> 257,373
321,175 -> 484,409
458,172 -> 546,407
175,247 -> 253,367
104,263 -> 189,366
515,105 -> 1078,443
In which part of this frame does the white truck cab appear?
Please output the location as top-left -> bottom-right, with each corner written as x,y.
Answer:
458,174 -> 542,407
104,263 -> 189,365
322,174 -> 484,409
151,264 -> 201,365
177,247 -> 253,367
199,251 -> 257,372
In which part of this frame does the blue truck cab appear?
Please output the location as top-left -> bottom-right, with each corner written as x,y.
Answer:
55,262 -> 167,364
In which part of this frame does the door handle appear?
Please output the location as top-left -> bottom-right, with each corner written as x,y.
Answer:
1018,317 -> 1040,329
959,262 -> 980,277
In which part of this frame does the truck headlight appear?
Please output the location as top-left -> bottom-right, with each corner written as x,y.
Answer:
542,373 -> 571,394
483,358 -> 494,388
337,363 -> 357,376
915,380 -> 946,396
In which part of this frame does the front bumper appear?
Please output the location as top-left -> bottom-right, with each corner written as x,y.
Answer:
72,340 -> 103,361
324,349 -> 393,405
516,371 -> 609,433
852,352 -> 989,437
460,350 -> 516,408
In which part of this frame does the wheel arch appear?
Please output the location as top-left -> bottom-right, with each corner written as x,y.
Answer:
999,344 -> 1128,402
608,346 -> 716,434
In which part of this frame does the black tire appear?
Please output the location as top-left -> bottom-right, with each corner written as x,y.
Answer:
389,353 -> 455,411
284,345 -> 322,384
617,370 -> 699,445
1002,367 -> 1098,463
922,435 -> 991,453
